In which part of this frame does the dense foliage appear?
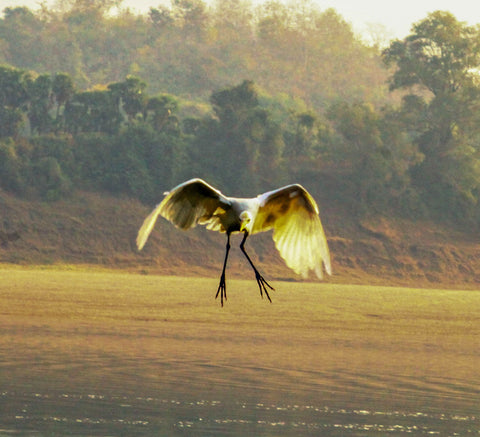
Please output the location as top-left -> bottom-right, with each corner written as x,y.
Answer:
0,0 -> 388,107
1,2 -> 480,227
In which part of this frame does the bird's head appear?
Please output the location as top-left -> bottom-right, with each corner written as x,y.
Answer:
239,211 -> 253,233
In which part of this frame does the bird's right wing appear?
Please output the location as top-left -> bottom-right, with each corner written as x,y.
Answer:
252,184 -> 331,279
136,178 -> 230,250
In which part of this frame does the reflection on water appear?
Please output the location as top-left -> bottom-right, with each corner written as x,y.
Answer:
1,374 -> 478,436
1,334 -> 479,436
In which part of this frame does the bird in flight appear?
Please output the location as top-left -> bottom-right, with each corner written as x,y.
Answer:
136,178 -> 331,306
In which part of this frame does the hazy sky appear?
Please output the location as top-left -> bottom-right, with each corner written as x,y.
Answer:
1,0 -> 480,40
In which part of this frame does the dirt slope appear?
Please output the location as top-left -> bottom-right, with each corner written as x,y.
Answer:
1,189 -> 479,288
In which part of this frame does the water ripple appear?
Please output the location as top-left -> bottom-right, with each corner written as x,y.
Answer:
1,390 -> 478,436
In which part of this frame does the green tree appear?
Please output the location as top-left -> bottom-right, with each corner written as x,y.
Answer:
0,65 -> 30,109
211,79 -> 258,129
53,73 -> 75,122
383,11 -> 480,221
65,89 -> 122,133
0,65 -> 30,137
27,74 -> 54,134
55,0 -> 122,14
0,106 -> 24,138
108,76 -> 147,122
149,5 -> 174,30
284,111 -> 319,158
32,156 -> 72,200
145,94 -> 178,131
327,102 -> 422,214
104,125 -> 156,200
255,2 -> 387,107
31,134 -> 76,179
172,0 -> 209,42
0,7 -> 44,69
327,102 -> 383,209
0,139 -> 25,192
193,81 -> 284,193
73,132 -> 114,189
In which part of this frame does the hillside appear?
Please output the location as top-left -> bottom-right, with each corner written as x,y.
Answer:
1,189 -> 479,289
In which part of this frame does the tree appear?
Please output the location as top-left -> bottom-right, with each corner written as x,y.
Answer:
285,111 -> 319,158
327,101 -> 422,214
65,89 -> 121,133
53,0 -> 122,14
383,11 -> 480,221
0,7 -> 44,69
384,11 -> 480,98
211,79 -> 258,128
0,65 -> 30,109
27,74 -> 54,134
172,0 -> 209,42
52,72 -> 75,130
0,139 -> 25,192
0,65 -> 30,137
149,5 -> 174,30
32,156 -> 72,200
193,81 -> 284,193
145,94 -> 178,131
108,76 -> 147,122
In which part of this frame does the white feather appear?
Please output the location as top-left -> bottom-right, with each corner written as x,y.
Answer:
136,179 -> 331,279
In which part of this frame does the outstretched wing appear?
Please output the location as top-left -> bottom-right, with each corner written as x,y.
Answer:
252,184 -> 331,279
136,178 -> 230,250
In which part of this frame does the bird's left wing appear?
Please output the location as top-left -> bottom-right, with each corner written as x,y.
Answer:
252,184 -> 331,278
136,178 -> 230,250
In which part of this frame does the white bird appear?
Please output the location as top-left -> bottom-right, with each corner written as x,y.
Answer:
136,178 -> 331,305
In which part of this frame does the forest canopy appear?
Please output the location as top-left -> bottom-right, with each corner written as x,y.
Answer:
0,0 -> 389,106
1,2 -> 480,228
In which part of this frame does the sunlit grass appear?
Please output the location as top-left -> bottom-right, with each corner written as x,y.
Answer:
1,266 -> 479,381
2,265 -> 479,328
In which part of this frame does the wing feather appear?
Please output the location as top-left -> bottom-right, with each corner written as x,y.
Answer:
252,184 -> 331,278
136,178 -> 230,250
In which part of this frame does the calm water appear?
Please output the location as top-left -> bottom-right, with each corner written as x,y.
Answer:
1,274 -> 479,436
1,358 -> 479,436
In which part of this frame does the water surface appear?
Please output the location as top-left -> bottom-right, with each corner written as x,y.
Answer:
0,271 -> 479,436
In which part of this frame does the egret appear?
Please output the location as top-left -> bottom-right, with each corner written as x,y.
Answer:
136,178 -> 331,305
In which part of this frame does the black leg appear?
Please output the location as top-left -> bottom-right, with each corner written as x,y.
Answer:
215,233 -> 231,307
240,232 -> 274,302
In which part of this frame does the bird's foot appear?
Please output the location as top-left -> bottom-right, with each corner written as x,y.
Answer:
215,273 -> 227,307
254,271 -> 274,303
